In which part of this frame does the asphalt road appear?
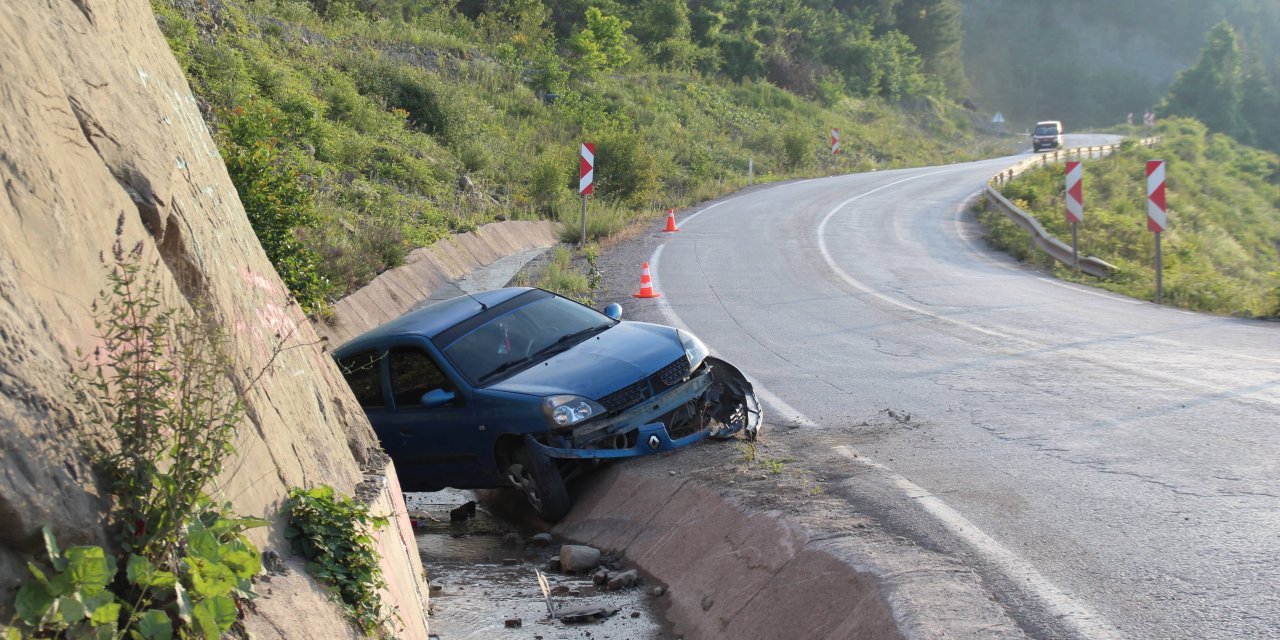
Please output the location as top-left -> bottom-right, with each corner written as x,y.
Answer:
622,136 -> 1280,639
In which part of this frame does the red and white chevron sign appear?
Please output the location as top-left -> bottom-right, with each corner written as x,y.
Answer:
579,142 -> 594,195
1064,161 -> 1083,224
831,128 -> 840,155
1146,160 -> 1166,232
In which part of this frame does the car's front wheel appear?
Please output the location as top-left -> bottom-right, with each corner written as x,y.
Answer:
507,446 -> 571,522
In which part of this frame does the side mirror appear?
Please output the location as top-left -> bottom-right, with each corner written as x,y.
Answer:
603,303 -> 623,321
420,388 -> 456,408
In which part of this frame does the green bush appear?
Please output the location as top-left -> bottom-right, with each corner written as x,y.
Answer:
219,100 -> 332,313
283,486 -> 393,636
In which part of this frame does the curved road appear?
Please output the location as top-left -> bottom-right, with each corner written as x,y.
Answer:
638,136 -> 1280,639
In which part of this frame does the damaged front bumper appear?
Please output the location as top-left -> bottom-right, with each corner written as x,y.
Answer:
528,367 -> 715,460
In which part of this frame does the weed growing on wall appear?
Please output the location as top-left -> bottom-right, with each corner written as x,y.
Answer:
283,485 -> 394,637
5,228 -> 266,639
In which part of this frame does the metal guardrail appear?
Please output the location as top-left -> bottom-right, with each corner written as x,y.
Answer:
984,137 -> 1161,278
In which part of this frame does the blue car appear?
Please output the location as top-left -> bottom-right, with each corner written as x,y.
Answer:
332,287 -> 762,521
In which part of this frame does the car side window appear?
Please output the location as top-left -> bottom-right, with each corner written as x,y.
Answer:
336,350 -> 386,409
389,347 -> 453,409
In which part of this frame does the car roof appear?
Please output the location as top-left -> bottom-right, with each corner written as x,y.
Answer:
1035,120 -> 1062,126
333,287 -> 539,356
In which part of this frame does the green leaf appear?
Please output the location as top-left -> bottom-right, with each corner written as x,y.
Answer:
15,580 -> 54,624
232,516 -> 270,531
222,549 -> 261,581
191,596 -> 236,638
87,597 -> 121,626
186,528 -> 222,562
65,546 -> 115,593
55,594 -> 86,622
137,609 -> 174,640
42,526 -> 67,572
127,554 -> 156,587
148,570 -> 177,590
186,558 -> 235,599
25,561 -> 50,588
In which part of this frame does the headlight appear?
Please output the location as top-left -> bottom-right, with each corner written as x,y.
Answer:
678,330 -> 709,371
542,395 -> 606,429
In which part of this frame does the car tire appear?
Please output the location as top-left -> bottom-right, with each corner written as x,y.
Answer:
509,446 -> 571,522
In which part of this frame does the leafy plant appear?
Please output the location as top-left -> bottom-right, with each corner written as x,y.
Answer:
8,231 -> 266,639
83,233 -> 250,562
219,100 -> 332,314
283,486 -> 394,636
12,529 -> 120,638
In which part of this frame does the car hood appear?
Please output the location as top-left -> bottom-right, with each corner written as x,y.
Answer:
487,321 -> 685,399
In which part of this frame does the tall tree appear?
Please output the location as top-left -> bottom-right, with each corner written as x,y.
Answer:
893,0 -> 964,94
1159,21 -> 1245,137
1239,60 -> 1280,152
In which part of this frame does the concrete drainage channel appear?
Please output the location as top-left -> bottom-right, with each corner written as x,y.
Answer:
407,463 -> 909,640
407,489 -> 677,639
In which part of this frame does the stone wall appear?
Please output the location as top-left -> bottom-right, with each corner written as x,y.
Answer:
0,1 -> 428,636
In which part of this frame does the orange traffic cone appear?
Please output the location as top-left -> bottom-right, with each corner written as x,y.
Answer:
663,208 -> 680,232
633,262 -> 662,299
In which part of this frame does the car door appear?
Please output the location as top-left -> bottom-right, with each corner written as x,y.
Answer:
379,343 -> 497,489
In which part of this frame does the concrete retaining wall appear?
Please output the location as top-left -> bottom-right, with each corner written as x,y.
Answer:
555,469 -> 904,640
316,220 -> 560,347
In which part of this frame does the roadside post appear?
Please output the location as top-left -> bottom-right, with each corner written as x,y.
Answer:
579,142 -> 594,246
831,127 -> 840,155
748,157 -> 753,185
1065,161 -> 1083,274
1146,160 -> 1167,303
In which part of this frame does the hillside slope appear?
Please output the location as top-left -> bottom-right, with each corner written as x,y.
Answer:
983,118 -> 1280,316
152,0 -> 1005,310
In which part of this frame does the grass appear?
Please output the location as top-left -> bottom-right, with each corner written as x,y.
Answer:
983,118 -> 1280,317
153,0 -> 1005,309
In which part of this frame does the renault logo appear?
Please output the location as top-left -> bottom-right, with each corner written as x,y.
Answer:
647,435 -> 661,450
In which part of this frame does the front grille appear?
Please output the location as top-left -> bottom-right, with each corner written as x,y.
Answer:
655,357 -> 691,388
599,379 -> 649,413
596,357 -> 691,414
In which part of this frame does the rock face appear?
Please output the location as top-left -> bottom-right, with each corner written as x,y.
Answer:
0,1 -> 427,636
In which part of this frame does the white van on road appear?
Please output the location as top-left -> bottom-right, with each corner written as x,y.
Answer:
1032,120 -> 1064,152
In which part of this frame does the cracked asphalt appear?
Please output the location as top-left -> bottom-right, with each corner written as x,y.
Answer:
565,136 -> 1280,639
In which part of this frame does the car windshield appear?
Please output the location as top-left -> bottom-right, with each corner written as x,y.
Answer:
442,296 -> 615,386
1035,124 -> 1059,135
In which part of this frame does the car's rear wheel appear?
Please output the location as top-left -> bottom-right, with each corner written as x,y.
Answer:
507,446 -> 571,522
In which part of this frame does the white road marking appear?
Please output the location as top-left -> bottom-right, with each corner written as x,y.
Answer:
812,175 -> 1280,401
753,387 -> 1124,638
673,178 -> 816,228
832,441 -> 1124,640
1035,277 -> 1143,305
